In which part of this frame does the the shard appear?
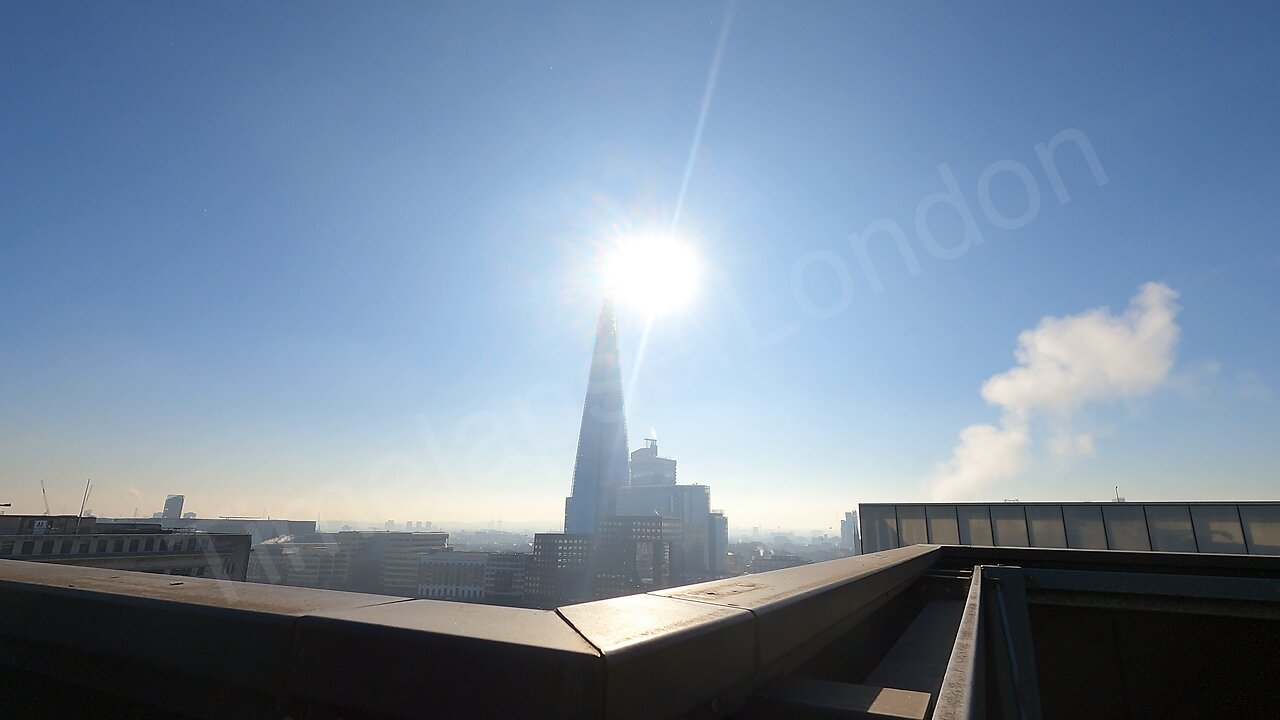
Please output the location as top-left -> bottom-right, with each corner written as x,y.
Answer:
564,298 -> 631,534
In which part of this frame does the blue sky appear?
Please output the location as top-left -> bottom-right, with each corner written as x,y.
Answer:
2,2 -> 1277,530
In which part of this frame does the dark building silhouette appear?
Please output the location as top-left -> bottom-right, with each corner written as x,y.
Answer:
526,532 -> 593,606
592,515 -> 681,598
616,482 -> 712,581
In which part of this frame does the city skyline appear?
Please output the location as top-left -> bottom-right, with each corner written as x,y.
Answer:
3,4 -> 1279,529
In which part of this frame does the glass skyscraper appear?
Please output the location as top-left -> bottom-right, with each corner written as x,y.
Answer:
563,299 -> 631,534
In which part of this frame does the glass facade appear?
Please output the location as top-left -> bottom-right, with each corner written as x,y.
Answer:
859,502 -> 1280,555
1191,505 -> 1248,554
1026,506 -> 1067,548
957,505 -> 994,546
1240,505 -> 1280,555
1145,505 -> 1198,552
861,505 -> 898,553
1062,505 -> 1107,549
897,506 -> 929,546
1102,505 -> 1150,551
925,505 -> 960,545
990,505 -> 1029,547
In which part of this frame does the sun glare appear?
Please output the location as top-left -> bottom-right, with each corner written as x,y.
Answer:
603,235 -> 701,315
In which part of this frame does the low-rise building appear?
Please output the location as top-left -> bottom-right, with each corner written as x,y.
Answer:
749,553 -> 812,573
0,515 -> 249,580
418,550 -> 488,601
247,530 -> 449,595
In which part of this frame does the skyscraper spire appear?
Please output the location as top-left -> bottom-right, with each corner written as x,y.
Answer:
564,298 -> 631,534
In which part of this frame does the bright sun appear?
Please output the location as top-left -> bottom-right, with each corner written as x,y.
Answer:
603,235 -> 701,315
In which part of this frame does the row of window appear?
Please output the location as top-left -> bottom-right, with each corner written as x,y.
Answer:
861,504 -> 1280,555
0,535 -> 213,558
418,586 -> 485,600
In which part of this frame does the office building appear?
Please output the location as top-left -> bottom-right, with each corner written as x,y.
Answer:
563,299 -> 631,534
616,483 -> 711,581
418,550 -> 488,601
247,538 -> 347,589
749,553 -> 812,573
629,438 -> 676,485
483,552 -> 529,605
248,530 -> 448,595
161,495 -> 185,520
592,515 -> 681,598
0,514 -> 249,580
99,515 -> 318,546
526,532 -> 593,606
708,511 -> 729,575
415,550 -> 530,605
840,510 -> 861,555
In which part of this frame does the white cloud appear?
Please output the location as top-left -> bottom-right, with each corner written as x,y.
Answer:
927,282 -> 1181,500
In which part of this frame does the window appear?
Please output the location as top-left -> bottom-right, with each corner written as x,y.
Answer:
1026,506 -> 1067,548
990,505 -> 1029,547
1145,505 -> 1197,552
925,505 -> 960,544
1239,505 -> 1280,554
897,506 -> 928,546
20,541 -> 35,555
128,539 -> 140,552
1062,505 -> 1107,549
956,506 -> 994,546
861,506 -> 898,553
40,540 -> 55,555
1191,505 -> 1247,554
0,540 -> 14,556
144,538 -> 154,551
1102,505 -> 1150,551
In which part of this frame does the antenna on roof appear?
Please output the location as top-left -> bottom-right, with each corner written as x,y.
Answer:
40,479 -> 50,515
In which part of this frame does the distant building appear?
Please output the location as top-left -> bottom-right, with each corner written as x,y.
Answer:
527,533 -> 593,606
563,300 -> 630,535
415,550 -> 530,605
418,550 -> 488,601
98,516 -> 318,546
750,553 -> 811,573
859,501 -> 1280,555
162,495 -> 185,520
248,537 -> 348,588
0,515 -> 249,580
616,484 -> 711,581
629,438 -> 677,485
248,530 -> 448,595
484,552 -> 529,605
840,510 -> 861,555
592,515 -> 681,598
708,511 -> 729,575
